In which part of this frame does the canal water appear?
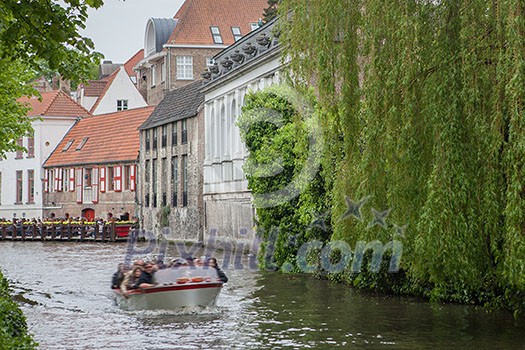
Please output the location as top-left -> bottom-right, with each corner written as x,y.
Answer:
0,242 -> 524,349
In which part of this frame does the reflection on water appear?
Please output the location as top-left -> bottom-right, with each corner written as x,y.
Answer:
0,242 -> 524,349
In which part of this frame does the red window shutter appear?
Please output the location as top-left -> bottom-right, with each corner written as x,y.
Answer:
69,168 -> 75,192
92,167 -> 99,203
44,170 -> 49,193
115,166 -> 122,192
76,168 -> 83,203
57,169 -> 63,192
130,165 -> 136,191
100,167 -> 106,193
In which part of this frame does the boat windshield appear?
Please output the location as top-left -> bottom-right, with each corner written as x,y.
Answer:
154,266 -> 220,285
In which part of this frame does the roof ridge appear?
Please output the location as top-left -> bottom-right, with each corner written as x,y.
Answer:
41,90 -> 61,115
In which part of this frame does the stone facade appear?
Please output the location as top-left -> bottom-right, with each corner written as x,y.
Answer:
201,19 -> 282,245
138,92 -> 204,242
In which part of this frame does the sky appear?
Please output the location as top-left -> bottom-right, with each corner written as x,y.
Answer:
81,0 -> 185,64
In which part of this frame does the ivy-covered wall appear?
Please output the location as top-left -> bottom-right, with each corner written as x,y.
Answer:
0,270 -> 36,349
243,0 -> 525,315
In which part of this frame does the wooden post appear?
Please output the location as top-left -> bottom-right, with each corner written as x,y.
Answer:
110,222 -> 116,242
51,223 -> 56,240
1,225 -> 6,240
80,221 -> 85,241
32,223 -> 36,240
20,222 -> 25,241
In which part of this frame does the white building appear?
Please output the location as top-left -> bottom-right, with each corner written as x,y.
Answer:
200,18 -> 282,243
0,90 -> 90,219
77,66 -> 147,115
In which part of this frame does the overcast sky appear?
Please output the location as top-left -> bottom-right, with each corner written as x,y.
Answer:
81,0 -> 185,64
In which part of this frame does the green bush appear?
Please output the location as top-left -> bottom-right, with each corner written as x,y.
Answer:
0,270 -> 36,349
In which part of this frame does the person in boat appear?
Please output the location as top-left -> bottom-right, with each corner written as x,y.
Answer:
111,263 -> 129,289
120,267 -> 143,297
136,262 -> 156,289
207,257 -> 228,283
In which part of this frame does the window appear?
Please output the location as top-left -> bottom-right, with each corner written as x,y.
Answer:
161,62 -> 166,82
62,168 -> 69,192
210,26 -> 223,44
152,128 -> 158,150
117,99 -> 128,111
107,167 -> 114,191
172,122 -> 178,146
151,64 -> 156,87
84,168 -> 92,187
171,156 -> 178,206
63,139 -> 74,152
27,134 -> 34,158
76,137 -> 89,150
232,27 -> 242,41
181,119 -> 188,144
152,159 -> 157,207
145,130 -> 150,151
16,170 -> 22,203
15,138 -> 23,159
176,56 -> 193,80
27,169 -> 34,203
145,160 -> 150,183
162,157 -> 167,207
145,160 -> 150,206
124,165 -> 130,191
182,155 -> 188,207
250,22 -> 260,31
161,125 -> 167,148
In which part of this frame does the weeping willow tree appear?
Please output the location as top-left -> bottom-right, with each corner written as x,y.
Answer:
276,0 -> 525,311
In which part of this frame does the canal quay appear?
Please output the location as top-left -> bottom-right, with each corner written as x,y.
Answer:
1,241 -> 524,349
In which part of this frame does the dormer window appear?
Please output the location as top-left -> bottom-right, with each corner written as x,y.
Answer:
232,27 -> 242,41
117,99 -> 128,111
76,137 -> 89,151
210,26 -> 223,44
62,139 -> 75,152
250,22 -> 260,31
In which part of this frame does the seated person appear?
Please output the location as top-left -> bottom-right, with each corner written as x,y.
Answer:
136,263 -> 156,289
120,267 -> 143,297
111,263 -> 128,289
207,257 -> 228,283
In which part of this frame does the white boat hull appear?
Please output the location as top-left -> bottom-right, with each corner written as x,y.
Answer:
114,282 -> 223,311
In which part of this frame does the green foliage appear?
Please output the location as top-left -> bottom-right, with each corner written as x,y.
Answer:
157,205 -> 171,228
276,0 -> 525,314
0,0 -> 103,157
263,0 -> 279,23
238,85 -> 331,271
0,271 -> 37,349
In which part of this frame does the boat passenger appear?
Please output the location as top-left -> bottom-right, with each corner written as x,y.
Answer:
136,263 -> 156,289
120,267 -> 143,298
111,263 -> 129,289
207,258 -> 228,283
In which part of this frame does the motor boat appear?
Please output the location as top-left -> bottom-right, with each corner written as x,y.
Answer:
113,266 -> 224,310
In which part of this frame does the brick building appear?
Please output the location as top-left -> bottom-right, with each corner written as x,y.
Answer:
43,106 -> 155,220
134,0 -> 268,105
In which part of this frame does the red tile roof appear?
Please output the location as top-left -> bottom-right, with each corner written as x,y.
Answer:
18,90 -> 90,118
82,80 -> 108,97
44,106 -> 155,167
124,49 -> 144,77
167,0 -> 267,45
89,68 -> 120,114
